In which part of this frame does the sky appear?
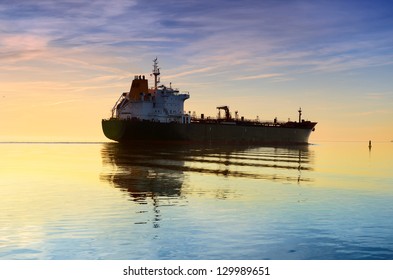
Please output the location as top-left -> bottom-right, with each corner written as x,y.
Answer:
0,0 -> 392,142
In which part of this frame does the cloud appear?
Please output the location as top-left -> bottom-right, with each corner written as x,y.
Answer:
164,66 -> 216,79
178,1 -> 393,75
349,109 -> 392,117
2,35 -> 47,50
1,0 -> 393,85
364,92 -> 393,100
33,99 -> 79,107
234,73 -> 283,81
0,34 -> 49,62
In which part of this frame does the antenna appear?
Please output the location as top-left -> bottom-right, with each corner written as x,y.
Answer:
152,57 -> 160,90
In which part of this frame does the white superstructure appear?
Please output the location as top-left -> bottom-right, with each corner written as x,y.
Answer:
111,58 -> 190,123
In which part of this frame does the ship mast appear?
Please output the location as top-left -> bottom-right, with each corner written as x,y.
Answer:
152,57 -> 160,90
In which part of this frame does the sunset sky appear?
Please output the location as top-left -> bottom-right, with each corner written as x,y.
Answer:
1,0 -> 392,142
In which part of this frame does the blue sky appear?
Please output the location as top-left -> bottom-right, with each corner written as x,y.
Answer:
1,0 -> 393,141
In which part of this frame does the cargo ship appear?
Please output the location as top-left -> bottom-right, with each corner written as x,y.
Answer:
102,59 -> 317,144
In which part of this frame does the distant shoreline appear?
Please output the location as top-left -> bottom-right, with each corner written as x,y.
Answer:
0,140 -> 391,144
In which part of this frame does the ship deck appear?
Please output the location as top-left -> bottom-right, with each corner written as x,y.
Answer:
190,117 -> 317,129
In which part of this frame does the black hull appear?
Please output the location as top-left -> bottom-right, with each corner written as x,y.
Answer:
102,119 -> 316,145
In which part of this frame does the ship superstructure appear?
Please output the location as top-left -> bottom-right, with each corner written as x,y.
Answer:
111,58 -> 190,124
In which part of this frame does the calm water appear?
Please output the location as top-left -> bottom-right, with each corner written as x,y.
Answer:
0,141 -> 392,260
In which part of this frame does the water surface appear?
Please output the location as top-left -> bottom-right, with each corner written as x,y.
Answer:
1,141 -> 392,259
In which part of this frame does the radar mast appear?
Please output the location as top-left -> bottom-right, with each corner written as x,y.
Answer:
152,58 -> 160,90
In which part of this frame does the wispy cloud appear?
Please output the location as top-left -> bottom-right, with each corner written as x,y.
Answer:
348,109 -> 392,117
164,66 -> 216,80
364,92 -> 393,100
1,0 -> 393,86
32,99 -> 79,107
234,73 -> 283,81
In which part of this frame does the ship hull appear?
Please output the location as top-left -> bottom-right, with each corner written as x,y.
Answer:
102,119 -> 316,144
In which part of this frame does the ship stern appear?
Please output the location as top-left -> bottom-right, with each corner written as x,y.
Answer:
102,118 -> 126,142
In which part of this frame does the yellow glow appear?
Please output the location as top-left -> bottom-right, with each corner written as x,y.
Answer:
0,144 -> 118,226
313,142 -> 393,189
1,71 -> 392,142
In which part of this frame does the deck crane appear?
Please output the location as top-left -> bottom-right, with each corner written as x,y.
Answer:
217,106 -> 232,121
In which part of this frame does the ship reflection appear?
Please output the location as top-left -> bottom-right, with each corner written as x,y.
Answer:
100,143 -> 314,227
100,143 -> 314,197
100,143 -> 186,202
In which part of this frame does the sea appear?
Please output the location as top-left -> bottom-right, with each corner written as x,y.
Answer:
0,141 -> 392,260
